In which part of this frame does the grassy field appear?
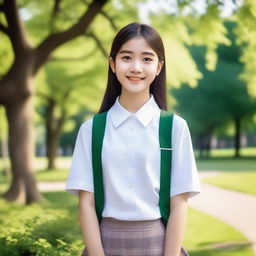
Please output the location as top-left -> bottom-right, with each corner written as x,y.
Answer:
196,157 -> 256,171
185,208 -> 253,256
195,147 -> 256,158
203,171 -> 256,195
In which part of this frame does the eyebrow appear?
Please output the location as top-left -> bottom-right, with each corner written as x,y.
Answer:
118,50 -> 156,57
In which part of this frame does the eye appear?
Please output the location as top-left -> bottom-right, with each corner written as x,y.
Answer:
121,55 -> 131,61
144,57 -> 153,62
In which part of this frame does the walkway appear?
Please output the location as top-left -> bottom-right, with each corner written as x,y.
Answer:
188,171 -> 256,255
38,171 -> 256,254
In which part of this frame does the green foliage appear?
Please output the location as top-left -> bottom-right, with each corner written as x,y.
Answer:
171,22 -> 255,139
23,0 -> 88,44
0,106 -> 8,137
234,0 -> 256,97
188,4 -> 231,70
0,32 -> 13,78
151,13 -> 203,89
0,199 -> 83,256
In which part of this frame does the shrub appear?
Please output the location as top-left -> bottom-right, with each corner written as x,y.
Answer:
0,199 -> 83,256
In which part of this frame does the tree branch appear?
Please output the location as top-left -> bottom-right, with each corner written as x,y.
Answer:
52,0 -> 61,18
85,30 -> 108,57
99,10 -> 118,31
34,0 -> 107,75
3,0 -> 30,56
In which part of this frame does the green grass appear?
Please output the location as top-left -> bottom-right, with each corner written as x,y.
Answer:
36,169 -> 69,182
203,171 -> 256,195
185,208 -> 254,256
195,147 -> 256,158
0,168 -> 69,185
196,157 -> 256,171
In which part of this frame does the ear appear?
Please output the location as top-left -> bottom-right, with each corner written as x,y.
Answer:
109,57 -> 116,73
156,60 -> 164,76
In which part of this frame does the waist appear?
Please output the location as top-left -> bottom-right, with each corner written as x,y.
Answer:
101,217 -> 163,228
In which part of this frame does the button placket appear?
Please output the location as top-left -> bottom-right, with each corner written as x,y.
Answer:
127,120 -> 136,188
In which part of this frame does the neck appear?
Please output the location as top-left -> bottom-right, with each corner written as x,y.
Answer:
119,90 -> 150,113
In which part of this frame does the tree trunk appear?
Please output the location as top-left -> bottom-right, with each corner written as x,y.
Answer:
46,99 -> 57,170
46,100 -> 66,170
3,98 -> 43,204
234,117 -> 241,158
47,132 -> 58,170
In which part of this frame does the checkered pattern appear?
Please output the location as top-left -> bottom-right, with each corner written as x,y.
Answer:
81,217 -> 189,256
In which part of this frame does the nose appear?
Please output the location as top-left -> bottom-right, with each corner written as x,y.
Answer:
130,59 -> 142,73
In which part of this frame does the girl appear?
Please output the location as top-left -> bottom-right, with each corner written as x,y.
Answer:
66,22 -> 200,256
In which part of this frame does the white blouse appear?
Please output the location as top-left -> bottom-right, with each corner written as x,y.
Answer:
66,94 -> 200,221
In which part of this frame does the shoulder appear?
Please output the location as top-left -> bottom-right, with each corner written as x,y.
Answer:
79,116 -> 94,133
79,111 -> 109,131
173,113 -> 188,130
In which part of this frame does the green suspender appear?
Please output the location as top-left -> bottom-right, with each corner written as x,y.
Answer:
92,110 -> 173,228
92,111 -> 107,225
159,110 -> 173,227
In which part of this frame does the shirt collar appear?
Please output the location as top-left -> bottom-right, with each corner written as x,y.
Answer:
109,94 -> 160,128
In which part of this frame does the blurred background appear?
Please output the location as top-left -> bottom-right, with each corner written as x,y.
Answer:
0,0 -> 255,255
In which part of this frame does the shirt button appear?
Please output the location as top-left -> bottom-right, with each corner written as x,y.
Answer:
128,144 -> 132,148
130,127 -> 135,132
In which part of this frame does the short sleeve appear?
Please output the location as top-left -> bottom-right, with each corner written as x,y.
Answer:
170,115 -> 200,198
65,119 -> 94,195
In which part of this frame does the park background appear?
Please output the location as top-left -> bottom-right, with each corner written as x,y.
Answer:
0,0 -> 256,255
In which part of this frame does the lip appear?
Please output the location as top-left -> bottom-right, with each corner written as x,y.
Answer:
126,76 -> 145,81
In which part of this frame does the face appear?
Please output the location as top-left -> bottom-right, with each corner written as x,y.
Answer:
109,37 -> 164,95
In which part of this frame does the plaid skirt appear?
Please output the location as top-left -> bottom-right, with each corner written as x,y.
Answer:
81,217 -> 189,256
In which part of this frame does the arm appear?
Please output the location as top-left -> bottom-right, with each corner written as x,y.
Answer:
79,190 -> 105,256
164,192 -> 189,256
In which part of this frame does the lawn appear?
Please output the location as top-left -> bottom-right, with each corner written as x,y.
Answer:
195,147 -> 256,158
195,155 -> 256,195
196,156 -> 256,171
203,171 -> 256,195
185,208 -> 253,256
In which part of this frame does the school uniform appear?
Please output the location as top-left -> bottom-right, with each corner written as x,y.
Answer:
66,94 -> 200,256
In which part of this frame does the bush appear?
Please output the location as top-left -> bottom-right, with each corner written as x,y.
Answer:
0,199 -> 83,256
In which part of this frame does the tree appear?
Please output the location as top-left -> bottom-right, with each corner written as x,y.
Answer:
37,59 -> 106,169
0,0 -> 107,204
172,22 -> 256,158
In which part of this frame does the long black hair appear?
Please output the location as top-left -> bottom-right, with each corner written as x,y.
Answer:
98,22 -> 167,113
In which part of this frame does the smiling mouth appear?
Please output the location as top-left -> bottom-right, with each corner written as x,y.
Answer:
126,76 -> 145,81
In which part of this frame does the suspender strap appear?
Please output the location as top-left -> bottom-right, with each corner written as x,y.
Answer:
92,111 -> 107,225
92,110 -> 173,227
159,110 -> 173,227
